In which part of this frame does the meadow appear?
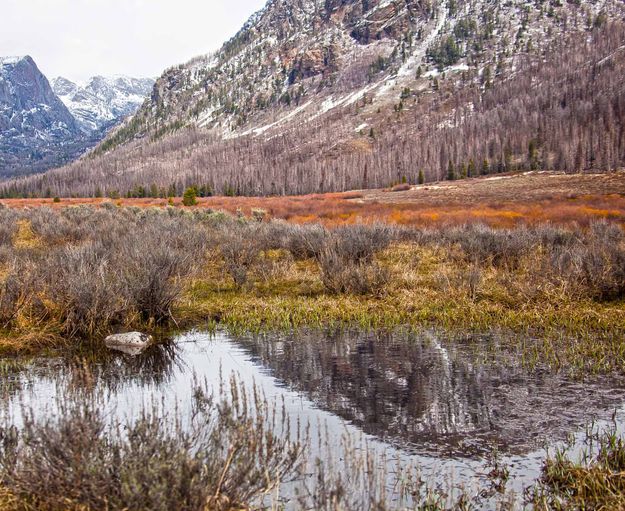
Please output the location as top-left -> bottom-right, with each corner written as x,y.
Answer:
0,201 -> 623,375
4,171 -> 625,228
1,171 -> 625,510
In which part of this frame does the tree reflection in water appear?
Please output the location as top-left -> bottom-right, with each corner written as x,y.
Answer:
235,330 -> 625,457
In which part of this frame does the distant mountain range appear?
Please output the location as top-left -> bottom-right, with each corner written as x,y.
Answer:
51,75 -> 154,134
3,0 -> 625,197
0,56 -> 153,178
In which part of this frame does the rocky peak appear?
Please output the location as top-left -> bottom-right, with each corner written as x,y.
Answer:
0,56 -> 86,177
0,55 -> 78,132
48,76 -> 78,97
1,57 -> 152,178
52,74 -> 154,134
59,0 -> 625,185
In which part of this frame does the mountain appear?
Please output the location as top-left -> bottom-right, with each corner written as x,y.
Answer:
0,56 -> 87,178
108,0 -> 625,140
5,0 -> 625,197
51,76 -> 154,134
0,55 -> 153,179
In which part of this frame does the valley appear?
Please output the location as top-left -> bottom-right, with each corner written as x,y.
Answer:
3,171 -> 624,228
4,0 -> 625,198
1,0 -> 625,509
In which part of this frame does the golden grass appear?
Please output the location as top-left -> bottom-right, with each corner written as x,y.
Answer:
0,488 -> 20,511
0,487 -> 250,511
12,220 -> 41,250
0,191 -> 623,376
171,243 -> 625,375
1,238 -> 623,375
534,430 -> 625,510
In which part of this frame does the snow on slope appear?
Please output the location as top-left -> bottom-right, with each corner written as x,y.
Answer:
52,75 -> 154,134
0,55 -> 88,177
97,0 -> 625,153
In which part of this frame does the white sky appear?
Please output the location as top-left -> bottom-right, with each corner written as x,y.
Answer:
0,0 -> 267,82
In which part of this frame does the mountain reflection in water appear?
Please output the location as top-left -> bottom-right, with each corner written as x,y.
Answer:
236,330 -> 625,456
3,329 -> 624,462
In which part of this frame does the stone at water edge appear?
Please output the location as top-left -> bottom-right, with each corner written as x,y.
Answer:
104,332 -> 153,348
107,344 -> 149,356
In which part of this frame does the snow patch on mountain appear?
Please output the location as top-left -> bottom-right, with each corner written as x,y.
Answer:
0,55 -> 87,177
52,75 -> 154,134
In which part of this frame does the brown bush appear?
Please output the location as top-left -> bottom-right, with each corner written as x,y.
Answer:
316,225 -> 393,295
550,222 -> 625,300
0,377 -> 303,511
218,222 -> 264,287
0,206 -> 210,340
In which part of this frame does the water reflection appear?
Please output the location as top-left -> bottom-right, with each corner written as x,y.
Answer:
1,329 -> 624,507
64,341 -> 186,390
236,330 -> 625,456
0,342 -> 185,407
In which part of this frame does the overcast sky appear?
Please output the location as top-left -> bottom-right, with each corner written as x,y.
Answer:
1,0 -> 267,82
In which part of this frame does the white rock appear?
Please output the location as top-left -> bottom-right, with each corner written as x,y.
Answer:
104,332 -> 153,348
106,344 -> 148,356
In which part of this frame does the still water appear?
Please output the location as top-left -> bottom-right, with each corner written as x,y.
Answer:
2,329 -> 624,509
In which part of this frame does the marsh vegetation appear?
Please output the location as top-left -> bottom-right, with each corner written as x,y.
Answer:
2,331 -> 625,511
0,204 -> 622,374
0,203 -> 623,508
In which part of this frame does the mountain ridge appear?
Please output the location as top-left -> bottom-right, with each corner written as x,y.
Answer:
0,55 -> 154,178
108,0 -> 621,145
51,75 -> 154,134
4,0 -> 625,197
0,55 -> 86,178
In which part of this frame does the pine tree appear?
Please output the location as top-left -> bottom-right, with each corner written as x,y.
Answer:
467,159 -> 476,177
528,139 -> 541,170
418,169 -> 425,185
447,161 -> 456,180
182,187 -> 198,206
481,159 -> 489,175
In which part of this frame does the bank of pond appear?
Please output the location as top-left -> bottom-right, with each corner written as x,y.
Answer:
1,329 -> 625,510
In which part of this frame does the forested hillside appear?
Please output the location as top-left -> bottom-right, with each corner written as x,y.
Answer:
3,0 -> 624,198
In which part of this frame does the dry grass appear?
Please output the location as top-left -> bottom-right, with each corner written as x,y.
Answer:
2,172 -> 624,228
177,224 -> 625,375
0,206 -> 623,376
0,376 -> 302,511
533,426 -> 625,510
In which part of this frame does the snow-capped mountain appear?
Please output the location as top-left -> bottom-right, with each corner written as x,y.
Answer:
0,55 -> 154,178
5,0 -> 625,197
0,56 -> 87,177
114,0 -> 624,143
52,76 -> 154,134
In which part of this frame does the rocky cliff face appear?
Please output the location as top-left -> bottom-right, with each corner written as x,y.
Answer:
0,55 -> 153,178
52,75 -> 154,134
0,56 -> 87,177
122,0 -> 439,139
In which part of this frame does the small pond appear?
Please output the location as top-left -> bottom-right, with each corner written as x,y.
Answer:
2,330 -> 624,509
